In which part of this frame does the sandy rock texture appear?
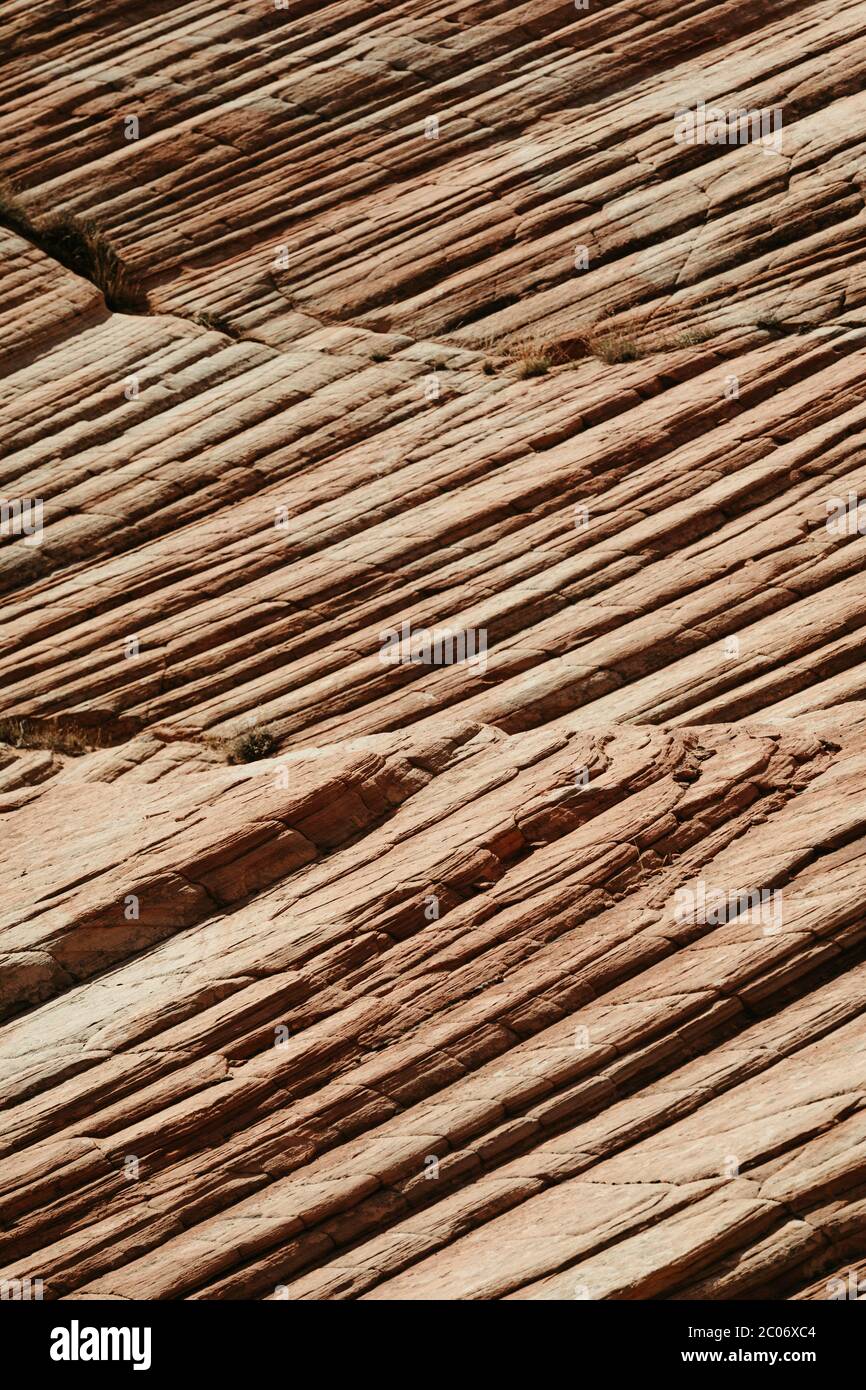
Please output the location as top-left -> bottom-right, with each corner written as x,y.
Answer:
1,0 -> 866,1300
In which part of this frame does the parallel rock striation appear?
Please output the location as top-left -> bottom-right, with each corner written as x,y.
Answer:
1,0 -> 866,1300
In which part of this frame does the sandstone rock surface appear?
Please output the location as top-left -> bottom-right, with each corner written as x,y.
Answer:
2,0 -> 866,1301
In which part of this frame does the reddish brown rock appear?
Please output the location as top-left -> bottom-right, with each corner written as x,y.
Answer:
2,0 -> 866,1304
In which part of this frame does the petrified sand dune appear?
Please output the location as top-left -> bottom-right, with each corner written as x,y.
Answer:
2,0 -> 866,1301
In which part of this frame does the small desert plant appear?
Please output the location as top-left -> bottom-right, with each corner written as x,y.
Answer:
0,181 -> 47,256
0,718 -> 106,756
517,354 -> 551,377
586,333 -> 640,364
755,311 -> 783,334
674,325 -> 715,347
479,318 -> 717,377
225,728 -> 278,763
663,327 -> 705,350
39,213 -> 145,312
191,310 -> 237,336
371,349 -> 389,362
0,182 -> 145,312
502,337 -> 556,378
583,319 -> 719,361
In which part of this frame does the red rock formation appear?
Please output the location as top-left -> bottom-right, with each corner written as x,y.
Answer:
1,0 -> 866,1301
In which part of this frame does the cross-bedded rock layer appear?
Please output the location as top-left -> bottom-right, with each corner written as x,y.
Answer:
1,0 -> 865,1300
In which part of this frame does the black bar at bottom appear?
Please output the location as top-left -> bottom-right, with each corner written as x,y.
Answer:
3,1297 -> 858,1376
